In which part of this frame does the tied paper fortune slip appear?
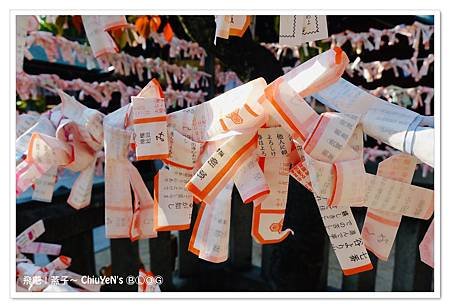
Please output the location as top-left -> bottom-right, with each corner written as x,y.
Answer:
154,165 -> 194,231
104,105 -> 157,240
189,180 -> 234,263
131,80 -> 169,160
16,92 -> 105,208
312,78 -> 434,167
59,91 -> 104,209
299,112 -> 374,275
185,47 -> 349,256
187,139 -> 232,262
362,153 -> 417,261
153,126 -> 202,231
252,155 -> 293,244
103,79 -> 166,240
255,47 -> 432,274
251,125 -> 293,244
233,154 -> 269,205
167,77 -> 267,143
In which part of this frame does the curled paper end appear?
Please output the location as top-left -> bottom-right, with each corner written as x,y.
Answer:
251,227 -> 293,245
251,204 -> 293,245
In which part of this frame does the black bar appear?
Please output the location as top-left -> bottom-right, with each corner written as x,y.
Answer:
59,230 -> 96,276
108,239 -> 140,292
229,186 -> 253,270
392,217 -> 427,291
149,232 -> 176,291
264,177 -> 328,291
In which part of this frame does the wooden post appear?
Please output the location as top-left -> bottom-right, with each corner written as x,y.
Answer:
392,216 -> 433,291
177,210 -> 200,278
319,238 -> 331,290
149,232 -> 176,291
204,54 -> 215,100
107,239 -> 140,292
60,230 -> 96,276
229,186 -> 253,270
264,177 -> 328,291
357,251 -> 379,291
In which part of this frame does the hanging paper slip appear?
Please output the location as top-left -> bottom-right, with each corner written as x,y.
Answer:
186,133 -> 257,203
233,155 -> 270,204
163,127 -> 202,170
279,15 -> 328,46
189,181 -> 233,263
261,47 -> 348,141
316,196 -> 373,275
362,153 -> 416,261
251,156 -> 293,244
256,126 -> 292,158
131,96 -> 169,160
16,133 -> 72,195
313,78 -> 434,167
154,166 -> 193,231
167,78 -> 266,142
130,79 -> 168,160
104,106 -> 157,239
31,166 -> 57,203
214,15 -> 251,44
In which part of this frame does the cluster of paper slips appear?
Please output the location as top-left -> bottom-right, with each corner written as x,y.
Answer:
16,47 -> 434,275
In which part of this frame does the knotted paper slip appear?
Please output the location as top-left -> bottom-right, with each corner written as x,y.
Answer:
153,126 -> 202,231
104,78 -> 168,239
16,92 -> 104,207
362,154 -> 418,261
312,78 -> 434,167
184,48 -> 346,259
171,78 -> 268,260
259,48 -> 433,274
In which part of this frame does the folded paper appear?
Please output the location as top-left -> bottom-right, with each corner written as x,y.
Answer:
313,78 -> 434,167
